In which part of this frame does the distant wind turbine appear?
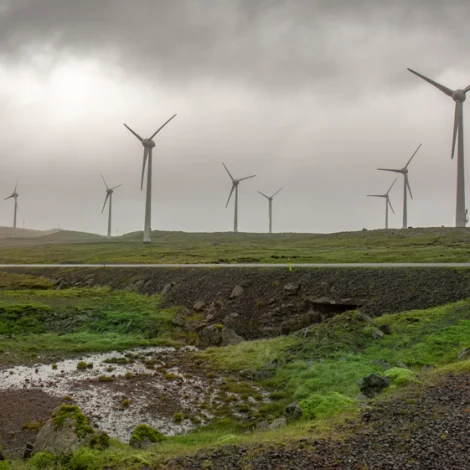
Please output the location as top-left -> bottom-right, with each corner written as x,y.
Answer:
101,175 -> 122,239
4,179 -> 19,237
257,188 -> 283,233
408,68 -> 470,227
223,163 -> 256,233
378,144 -> 422,229
367,178 -> 397,229
123,114 -> 177,243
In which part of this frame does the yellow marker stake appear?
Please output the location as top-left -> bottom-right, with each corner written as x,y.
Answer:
287,258 -> 292,272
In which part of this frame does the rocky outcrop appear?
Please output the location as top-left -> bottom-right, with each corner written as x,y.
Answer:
199,325 -> 244,347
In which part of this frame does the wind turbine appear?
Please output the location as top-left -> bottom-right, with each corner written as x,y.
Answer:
223,163 -> 256,232
378,144 -> 422,229
123,113 -> 177,243
408,68 -> 470,227
367,178 -> 397,229
101,175 -> 122,239
257,188 -> 283,233
4,179 -> 19,236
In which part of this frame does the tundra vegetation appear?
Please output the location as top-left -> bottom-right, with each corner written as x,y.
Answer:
0,272 -> 469,469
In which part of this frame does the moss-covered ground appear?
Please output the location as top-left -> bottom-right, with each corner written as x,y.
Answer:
1,273 -> 470,469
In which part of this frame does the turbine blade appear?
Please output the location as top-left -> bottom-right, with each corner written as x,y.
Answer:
367,195 -> 384,198
101,193 -> 110,213
386,177 -> 398,195
112,184 -> 122,190
388,197 -> 395,214
141,147 -> 149,190
123,123 -> 143,142
222,162 -> 234,181
225,184 -> 235,208
272,187 -> 283,198
257,190 -> 269,199
406,175 -> 413,200
150,113 -> 177,140
4,195 -> 13,200
377,168 -> 402,173
239,175 -> 256,182
452,102 -> 462,159
464,85 -> 470,93
405,143 -> 422,169
14,178 -> 18,193
101,174 -> 109,189
407,68 -> 453,97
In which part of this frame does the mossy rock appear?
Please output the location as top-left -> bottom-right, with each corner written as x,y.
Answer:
88,431 -> 110,450
129,424 -> 165,449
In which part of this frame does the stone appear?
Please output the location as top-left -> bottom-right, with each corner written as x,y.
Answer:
371,327 -> 385,340
161,282 -> 175,296
285,401 -> 303,422
396,361 -> 408,369
378,324 -> 392,335
172,307 -> 191,327
372,359 -> 392,370
357,312 -> 372,322
193,300 -> 206,312
458,348 -> 470,361
89,431 -> 110,450
198,324 -> 222,347
221,327 -> 244,346
256,420 -> 269,432
23,442 -> 33,459
269,418 -> 287,430
223,312 -> 239,329
230,285 -> 244,299
358,374 -> 391,398
33,405 -> 94,455
283,283 -> 301,295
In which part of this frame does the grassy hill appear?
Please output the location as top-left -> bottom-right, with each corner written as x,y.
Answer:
0,227 -> 60,239
0,227 -> 468,264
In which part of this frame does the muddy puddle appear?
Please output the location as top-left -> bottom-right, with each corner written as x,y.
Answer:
0,347 -> 227,442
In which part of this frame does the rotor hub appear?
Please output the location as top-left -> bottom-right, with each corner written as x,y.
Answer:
453,89 -> 467,102
234,180 -> 239,186
142,138 -> 156,148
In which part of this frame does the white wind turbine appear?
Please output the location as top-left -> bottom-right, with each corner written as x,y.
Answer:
367,178 -> 397,229
101,175 -> 122,239
4,179 -> 19,237
378,144 -> 422,229
223,163 -> 256,233
408,68 -> 470,227
257,188 -> 283,233
123,114 -> 177,243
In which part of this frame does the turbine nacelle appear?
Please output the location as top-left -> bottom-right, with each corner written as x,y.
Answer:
142,138 -> 156,148
453,90 -> 467,103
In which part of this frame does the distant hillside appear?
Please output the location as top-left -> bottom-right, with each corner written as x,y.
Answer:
0,227 -> 61,238
35,230 -> 104,243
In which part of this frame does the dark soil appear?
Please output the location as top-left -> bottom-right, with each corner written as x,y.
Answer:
9,267 -> 470,339
165,373 -> 470,470
0,390 -> 63,459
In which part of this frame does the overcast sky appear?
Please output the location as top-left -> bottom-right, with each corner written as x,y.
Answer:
1,0 -> 470,235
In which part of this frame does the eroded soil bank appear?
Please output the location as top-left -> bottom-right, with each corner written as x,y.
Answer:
7,267 -> 470,339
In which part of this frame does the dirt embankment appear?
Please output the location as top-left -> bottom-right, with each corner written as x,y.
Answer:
5,267 -> 470,340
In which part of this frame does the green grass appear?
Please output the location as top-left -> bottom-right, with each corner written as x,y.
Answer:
1,227 -> 470,263
0,286 -> 179,364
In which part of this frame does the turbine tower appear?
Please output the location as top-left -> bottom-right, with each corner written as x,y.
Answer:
223,163 -> 256,233
4,179 -> 19,237
408,68 -> 470,227
123,114 -> 177,243
378,144 -> 421,229
101,175 -> 122,239
257,188 -> 283,233
367,178 -> 397,229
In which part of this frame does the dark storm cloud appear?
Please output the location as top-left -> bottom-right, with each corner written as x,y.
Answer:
2,0 -> 470,95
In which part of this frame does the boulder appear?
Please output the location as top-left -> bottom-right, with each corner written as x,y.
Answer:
269,418 -> 287,430
223,312 -> 239,329
221,327 -> 244,346
358,374 -> 391,398
230,285 -> 244,299
256,420 -> 269,432
199,325 -> 223,347
193,301 -> 206,312
283,283 -> 301,296
33,405 -> 94,455
371,327 -> 385,340
161,282 -> 175,296
285,401 -> 303,422
458,348 -> 470,361
357,312 -> 372,322
172,307 -> 191,327
129,424 -> 165,449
